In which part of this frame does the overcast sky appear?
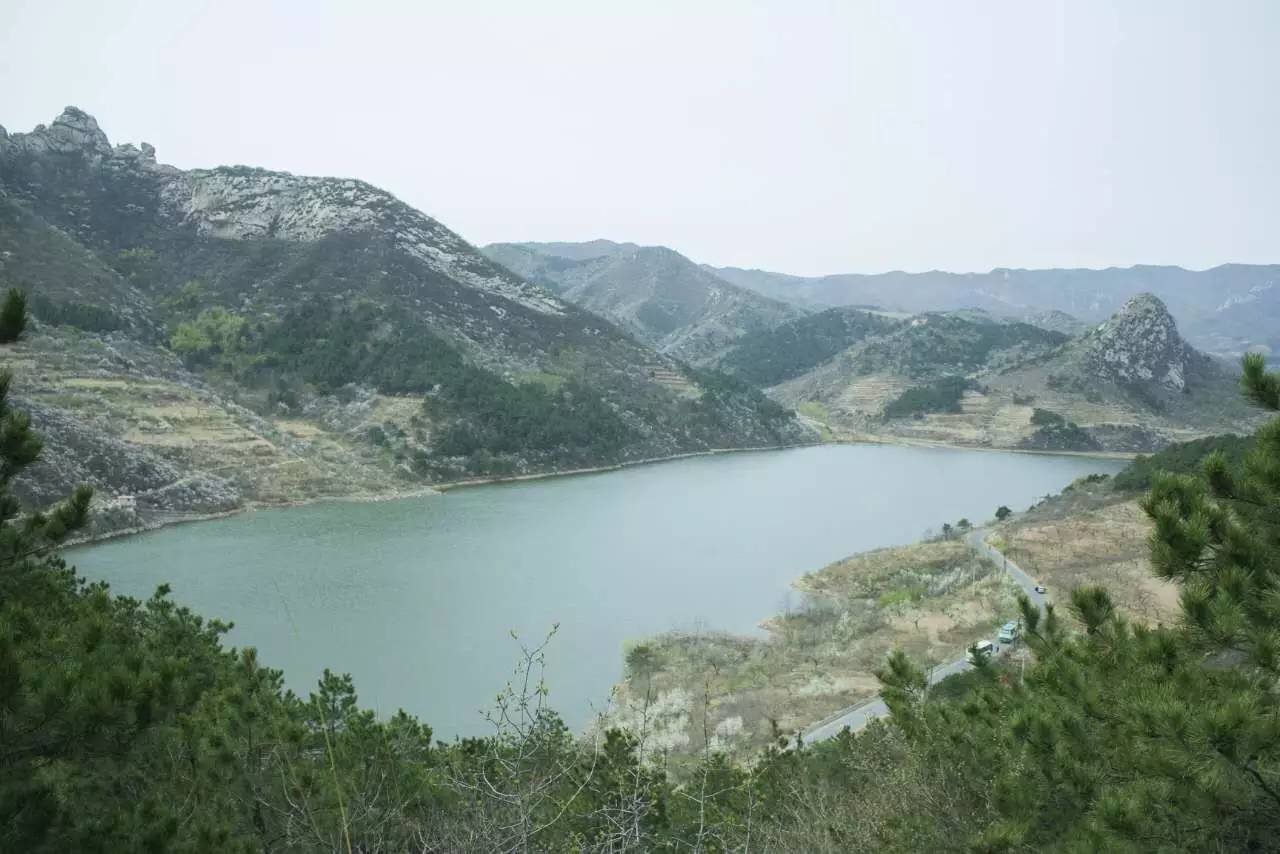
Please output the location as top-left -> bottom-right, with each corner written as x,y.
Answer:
2,1 -> 1277,276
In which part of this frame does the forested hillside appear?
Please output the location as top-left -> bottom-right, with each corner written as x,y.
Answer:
715,306 -> 900,386
0,109 -> 810,535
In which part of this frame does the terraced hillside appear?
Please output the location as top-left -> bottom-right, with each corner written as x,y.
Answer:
0,108 -> 812,535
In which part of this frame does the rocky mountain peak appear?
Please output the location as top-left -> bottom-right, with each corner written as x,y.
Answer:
36,106 -> 113,156
1,106 -> 160,165
1086,292 -> 1194,390
1,109 -> 563,317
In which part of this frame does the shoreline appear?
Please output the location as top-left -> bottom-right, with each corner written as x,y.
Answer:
433,441 -> 827,492
66,436 -> 1131,549
830,431 -> 1138,461
66,443 -> 822,549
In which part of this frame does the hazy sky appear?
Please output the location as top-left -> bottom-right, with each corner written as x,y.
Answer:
2,1 -> 1277,275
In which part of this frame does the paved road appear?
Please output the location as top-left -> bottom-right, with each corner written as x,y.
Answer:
799,529 -> 1045,745
967,529 -> 1047,611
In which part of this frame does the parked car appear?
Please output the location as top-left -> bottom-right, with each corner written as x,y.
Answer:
967,639 -> 995,663
1034,584 -> 1047,594
997,621 -> 1021,644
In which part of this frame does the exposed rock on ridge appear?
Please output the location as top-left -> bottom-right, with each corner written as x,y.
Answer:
2,107 -> 563,316
1083,293 -> 1197,391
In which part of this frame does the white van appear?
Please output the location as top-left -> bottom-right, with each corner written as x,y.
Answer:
967,639 -> 995,663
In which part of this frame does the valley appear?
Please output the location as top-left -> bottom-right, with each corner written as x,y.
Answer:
478,240 -> 1267,457
1,109 -> 1261,749
70,442 -> 1121,741
2,110 -> 1265,544
7,3 -> 1279,847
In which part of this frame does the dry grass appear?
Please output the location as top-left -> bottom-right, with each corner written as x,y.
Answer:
606,539 -> 1022,758
996,483 -> 1180,624
610,479 -> 1189,760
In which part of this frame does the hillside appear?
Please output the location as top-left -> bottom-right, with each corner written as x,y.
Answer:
715,306 -> 902,387
483,240 -> 801,363
0,108 -> 812,535
772,295 -> 1263,452
709,263 -> 1280,360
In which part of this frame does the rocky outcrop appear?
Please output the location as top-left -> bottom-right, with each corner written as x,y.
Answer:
1,108 -> 563,317
168,170 -> 565,316
1083,294 -> 1196,391
2,106 -> 115,158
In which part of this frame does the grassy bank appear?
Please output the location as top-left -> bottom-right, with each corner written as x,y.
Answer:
603,538 -> 1023,759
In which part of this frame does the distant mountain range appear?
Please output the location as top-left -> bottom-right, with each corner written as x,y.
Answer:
472,240 -> 1271,451
480,239 -> 1280,363
0,108 -> 811,535
482,240 -> 800,363
706,263 -> 1280,361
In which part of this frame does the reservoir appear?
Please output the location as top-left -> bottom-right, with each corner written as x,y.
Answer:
71,444 -> 1123,738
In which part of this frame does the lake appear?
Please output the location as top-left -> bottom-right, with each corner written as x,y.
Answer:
71,444 -> 1123,738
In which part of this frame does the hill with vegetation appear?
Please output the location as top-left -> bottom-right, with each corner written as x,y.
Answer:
482,240 -> 802,363
0,108 -> 811,536
714,306 -> 901,386
771,295 -> 1263,452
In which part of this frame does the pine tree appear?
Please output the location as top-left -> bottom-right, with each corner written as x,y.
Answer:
867,352 -> 1280,850
0,289 -> 28,343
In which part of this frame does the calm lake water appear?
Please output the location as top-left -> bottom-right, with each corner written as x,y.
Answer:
72,444 -> 1122,738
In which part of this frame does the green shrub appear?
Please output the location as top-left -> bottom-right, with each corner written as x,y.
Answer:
0,289 -> 27,343
718,308 -> 899,386
169,307 -> 246,364
1113,433 -> 1252,492
30,295 -> 124,332
884,376 -> 973,419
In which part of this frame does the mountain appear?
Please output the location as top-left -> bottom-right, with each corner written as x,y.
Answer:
483,240 -> 802,363
0,108 -> 812,535
1079,293 -> 1204,392
771,294 -> 1262,452
708,263 -> 1280,359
